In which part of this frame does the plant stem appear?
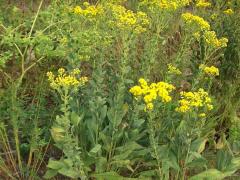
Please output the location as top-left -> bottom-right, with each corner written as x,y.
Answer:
148,113 -> 162,178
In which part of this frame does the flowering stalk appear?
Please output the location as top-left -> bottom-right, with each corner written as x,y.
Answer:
46,68 -> 88,179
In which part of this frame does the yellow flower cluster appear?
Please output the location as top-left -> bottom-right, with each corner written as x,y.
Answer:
130,78 -> 175,111
158,0 -> 178,10
182,13 -> 228,48
224,8 -> 234,15
176,88 -> 213,116
73,2 -> 103,17
196,0 -> 211,8
47,68 -> 88,90
203,31 -> 228,48
167,63 -> 182,75
140,0 -> 191,11
194,31 -> 228,48
110,4 -> 149,33
210,13 -> 218,20
199,64 -> 219,76
181,13 -> 210,31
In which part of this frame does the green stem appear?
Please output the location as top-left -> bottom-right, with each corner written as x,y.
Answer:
148,113 -> 162,178
28,0 -> 44,38
10,81 -> 23,173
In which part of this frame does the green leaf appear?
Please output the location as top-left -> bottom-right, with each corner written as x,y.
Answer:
100,105 -> 108,120
190,169 -> 225,180
139,169 -> 157,179
89,144 -> 102,155
216,150 -> 232,171
71,112 -> 84,127
167,150 -> 180,171
110,159 -> 131,167
95,157 -> 107,173
132,118 -> 145,128
63,159 -> 73,167
186,152 -> 207,168
223,157 -> 240,177
99,132 -> 111,152
47,160 -> 65,170
58,168 -> 79,178
113,142 -> 142,160
92,171 -> 136,180
190,138 -> 208,153
43,169 -> 58,179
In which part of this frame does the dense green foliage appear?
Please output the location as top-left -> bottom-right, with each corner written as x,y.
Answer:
0,0 -> 240,179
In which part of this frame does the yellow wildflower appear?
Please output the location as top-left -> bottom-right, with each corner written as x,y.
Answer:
79,77 -> 88,86
58,68 -> 65,75
47,68 -> 88,91
139,78 -> 148,87
109,4 -> 149,33
210,13 -> 218,20
144,94 -> 154,103
193,32 -> 200,40
72,68 -> 81,75
176,88 -> 213,114
73,3 -> 103,17
140,0 -> 191,11
176,99 -> 190,112
203,31 -> 228,48
182,12 -> 210,31
167,63 -> 182,75
199,113 -> 206,118
224,9 -> 234,15
146,103 -> 154,111
207,104 -> 213,110
159,1 -> 177,10
130,78 -> 175,111
129,86 -> 143,96
200,65 -> 219,76
73,6 -> 82,14
196,0 -> 211,8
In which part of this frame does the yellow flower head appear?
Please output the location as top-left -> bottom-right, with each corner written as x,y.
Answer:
167,63 -> 182,75
203,31 -> 228,48
196,0 -> 211,8
139,78 -> 148,87
200,64 -> 219,76
224,9 -> 234,15
176,88 -> 213,115
47,68 -> 88,91
145,103 -> 154,111
129,86 -> 143,96
199,113 -> 206,118
130,78 -> 175,111
182,12 -> 210,31
58,68 -> 65,75
140,0 -> 191,11
72,68 -> 81,75
73,3 -> 103,17
210,13 -> 218,20
109,4 -> 149,33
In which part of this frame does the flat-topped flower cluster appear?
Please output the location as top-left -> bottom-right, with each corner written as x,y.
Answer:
130,78 -> 175,110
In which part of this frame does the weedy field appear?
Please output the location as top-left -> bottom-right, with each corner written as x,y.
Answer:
0,0 -> 240,179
